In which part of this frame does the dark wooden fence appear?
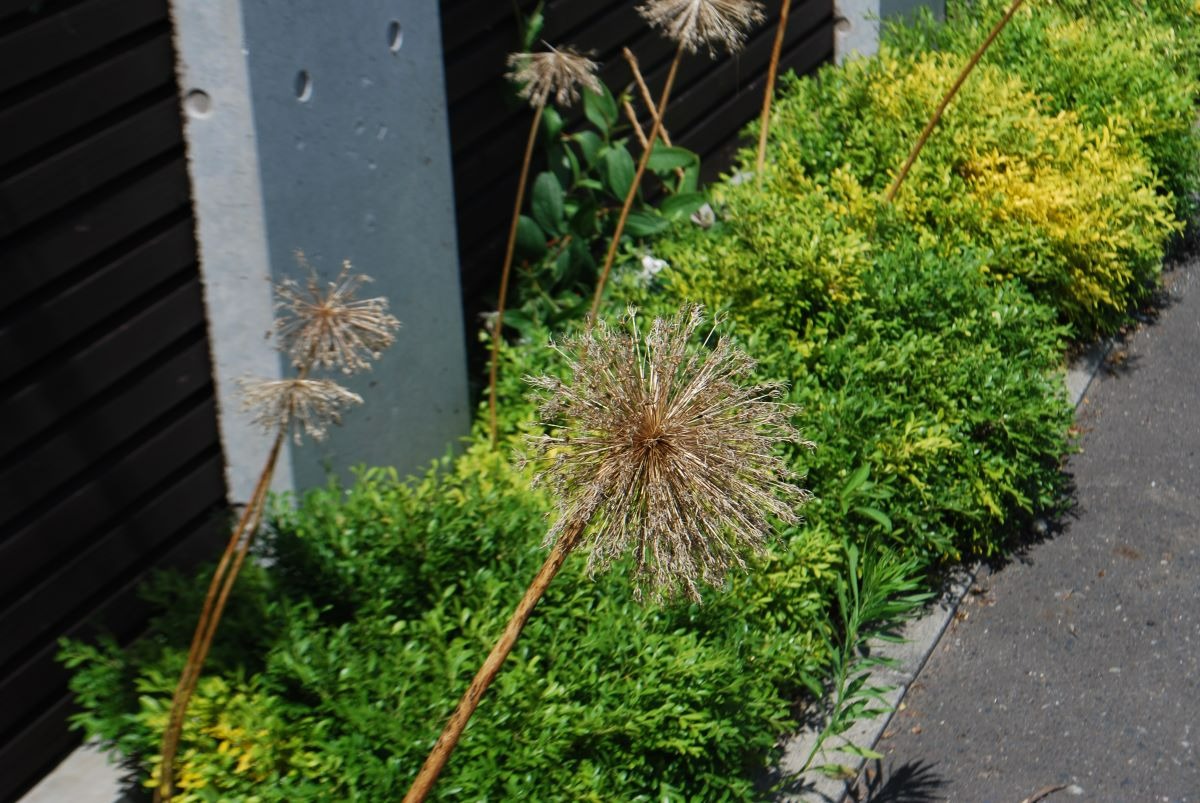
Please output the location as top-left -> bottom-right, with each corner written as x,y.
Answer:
0,0 -> 833,797
0,0 -> 228,798
440,0 -> 836,309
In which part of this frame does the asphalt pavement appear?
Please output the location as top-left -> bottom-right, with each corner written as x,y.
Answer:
853,257 -> 1200,803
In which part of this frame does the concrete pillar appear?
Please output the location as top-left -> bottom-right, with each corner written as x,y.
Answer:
171,0 -> 469,500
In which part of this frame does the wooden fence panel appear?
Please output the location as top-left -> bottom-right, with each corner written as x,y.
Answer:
0,2 -> 226,799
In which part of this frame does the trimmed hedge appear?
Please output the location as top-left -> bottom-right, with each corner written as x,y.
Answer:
62,2 -> 1199,799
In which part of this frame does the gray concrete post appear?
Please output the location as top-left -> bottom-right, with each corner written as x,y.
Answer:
170,0 -> 469,500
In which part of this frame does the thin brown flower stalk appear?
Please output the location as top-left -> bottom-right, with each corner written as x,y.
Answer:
154,430 -> 281,803
402,305 -> 807,802
489,47 -> 600,446
883,0 -> 1027,203
755,0 -> 792,180
590,0 -> 764,318
622,48 -> 688,187
622,97 -> 651,149
591,43 -> 686,319
622,47 -> 676,149
155,260 -> 397,802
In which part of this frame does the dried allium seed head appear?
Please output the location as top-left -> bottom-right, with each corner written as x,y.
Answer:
239,377 -> 363,445
273,253 -> 401,374
506,45 -> 602,108
638,0 -> 765,55
524,305 -> 811,602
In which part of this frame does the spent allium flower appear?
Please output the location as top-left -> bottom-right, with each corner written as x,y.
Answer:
273,253 -> 400,374
239,377 -> 363,445
524,305 -> 811,602
638,0 -> 765,55
506,45 -> 601,108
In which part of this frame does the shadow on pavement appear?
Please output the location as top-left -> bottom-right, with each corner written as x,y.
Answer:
846,759 -> 946,803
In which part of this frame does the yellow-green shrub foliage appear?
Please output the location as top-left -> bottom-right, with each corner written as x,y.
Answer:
768,50 -> 1179,334
888,0 -> 1200,224
955,124 -> 1178,329
653,163 -> 873,335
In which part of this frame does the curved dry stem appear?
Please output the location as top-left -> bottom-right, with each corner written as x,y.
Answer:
591,42 -> 686,319
755,0 -> 792,179
489,104 -> 545,446
154,428 -> 285,802
401,517 -> 588,803
883,0 -> 1027,203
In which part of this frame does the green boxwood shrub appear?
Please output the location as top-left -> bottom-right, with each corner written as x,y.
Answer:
762,49 -> 1179,334
65,450 -> 847,801
61,3 -> 1197,799
888,0 -> 1200,225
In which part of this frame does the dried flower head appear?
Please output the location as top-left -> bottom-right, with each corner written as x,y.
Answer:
239,377 -> 363,445
524,305 -> 811,602
638,0 -> 765,55
273,253 -> 400,374
506,45 -> 601,108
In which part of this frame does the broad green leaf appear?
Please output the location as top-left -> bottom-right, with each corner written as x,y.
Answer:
515,214 -> 547,259
625,211 -> 671,237
601,147 -> 637,199
843,464 -> 872,498
854,506 -> 893,533
659,192 -> 707,220
572,130 -> 603,167
583,83 -> 618,135
647,144 -> 699,173
540,105 -> 564,142
530,171 -> 565,235
841,744 -> 886,760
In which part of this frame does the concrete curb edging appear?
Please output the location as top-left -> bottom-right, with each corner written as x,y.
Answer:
775,339 -> 1112,802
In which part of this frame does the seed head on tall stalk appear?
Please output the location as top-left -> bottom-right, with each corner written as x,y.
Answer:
488,46 -> 600,446
154,256 -> 399,803
590,0 -> 765,319
402,304 -> 810,801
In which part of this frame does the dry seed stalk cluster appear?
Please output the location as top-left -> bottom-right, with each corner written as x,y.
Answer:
154,257 -> 398,803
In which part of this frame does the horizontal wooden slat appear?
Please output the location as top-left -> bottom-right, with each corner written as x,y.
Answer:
441,0 -> 534,54
0,215 -> 194,384
0,95 -> 183,237
0,456 -> 222,721
662,3 -> 830,142
0,0 -> 166,95
0,512 -> 223,802
0,30 -> 173,172
0,337 -> 212,529
0,451 -> 224,673
0,0 -> 83,28
1,156 -> 192,313
0,397 -> 221,587
677,26 -> 834,161
0,695 -> 76,803
0,276 -> 206,461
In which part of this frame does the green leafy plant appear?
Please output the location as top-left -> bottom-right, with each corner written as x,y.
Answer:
799,540 -> 931,778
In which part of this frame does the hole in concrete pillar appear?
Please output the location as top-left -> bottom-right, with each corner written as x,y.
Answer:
387,20 -> 403,52
295,70 -> 313,101
183,89 -> 212,118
